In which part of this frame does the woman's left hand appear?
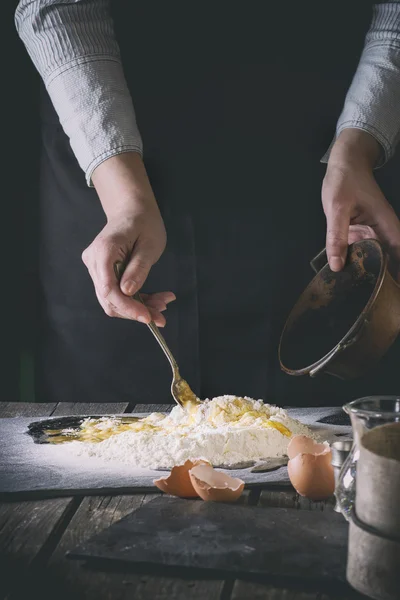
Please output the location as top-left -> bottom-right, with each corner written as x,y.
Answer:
322,129 -> 400,280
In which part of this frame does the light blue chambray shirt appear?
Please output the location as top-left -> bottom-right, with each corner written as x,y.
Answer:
15,1 -> 400,186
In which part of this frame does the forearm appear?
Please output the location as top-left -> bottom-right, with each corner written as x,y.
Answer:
92,153 -> 160,221
327,129 -> 382,171
323,2 -> 400,167
15,0 -> 142,186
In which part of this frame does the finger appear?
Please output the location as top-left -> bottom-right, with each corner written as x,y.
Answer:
141,292 -> 176,305
325,201 -> 351,272
148,308 -> 167,327
94,287 -> 126,319
120,242 -> 154,297
354,180 -> 400,266
143,294 -> 175,312
347,225 -> 377,246
374,204 -> 400,265
104,286 -> 152,322
89,249 -> 152,323
87,264 -> 120,318
145,299 -> 167,312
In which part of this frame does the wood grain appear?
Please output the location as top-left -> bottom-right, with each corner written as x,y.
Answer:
0,497 -> 76,599
232,491 -> 340,600
259,490 -> 335,512
52,402 -> 130,416
0,402 -> 346,600
231,582 -> 352,599
132,404 -> 173,414
0,402 -> 57,418
5,402 -> 221,600
0,401 -> 75,600
35,494 -> 224,600
1,403 -> 129,600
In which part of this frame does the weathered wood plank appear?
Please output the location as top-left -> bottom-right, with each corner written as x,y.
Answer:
52,402 -> 130,416
0,497 -> 76,599
231,584 -> 315,599
2,403 -> 135,600
0,398 -> 75,600
35,494 -> 223,600
1,401 -> 339,600
231,492 -> 340,600
259,490 -> 335,512
231,582 -> 352,599
0,402 -> 57,418
104,575 -> 223,600
132,404 -> 173,414
4,401 -> 220,599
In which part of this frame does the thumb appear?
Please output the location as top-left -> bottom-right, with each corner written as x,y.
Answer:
120,242 -> 154,296
325,203 -> 351,272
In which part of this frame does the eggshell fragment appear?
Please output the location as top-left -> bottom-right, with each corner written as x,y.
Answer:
153,459 -> 210,498
189,464 -> 245,502
287,435 -> 331,460
287,436 -> 335,501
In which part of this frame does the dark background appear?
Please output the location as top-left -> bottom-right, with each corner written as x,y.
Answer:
6,3 -> 40,402
5,1 -> 400,404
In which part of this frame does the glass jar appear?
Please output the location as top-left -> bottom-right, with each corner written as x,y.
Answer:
336,396 -> 400,521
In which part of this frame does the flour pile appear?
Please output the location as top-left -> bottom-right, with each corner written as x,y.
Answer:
59,396 -> 316,469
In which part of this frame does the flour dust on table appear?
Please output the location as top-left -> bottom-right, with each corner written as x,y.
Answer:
55,396 -> 318,469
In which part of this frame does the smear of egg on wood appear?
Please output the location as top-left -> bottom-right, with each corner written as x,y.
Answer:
287,435 -> 335,501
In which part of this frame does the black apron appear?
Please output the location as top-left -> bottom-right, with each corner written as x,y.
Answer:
38,1 -> 400,406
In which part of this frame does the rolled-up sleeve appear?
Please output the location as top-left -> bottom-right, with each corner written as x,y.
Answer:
15,0 -> 143,186
322,2 -> 400,167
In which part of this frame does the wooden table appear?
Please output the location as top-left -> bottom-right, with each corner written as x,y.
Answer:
0,401 -> 357,600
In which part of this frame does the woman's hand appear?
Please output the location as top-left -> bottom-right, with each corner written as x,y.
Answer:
82,152 -> 175,325
322,129 -> 400,280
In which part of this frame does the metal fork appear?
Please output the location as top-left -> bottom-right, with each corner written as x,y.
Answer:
113,261 -> 199,410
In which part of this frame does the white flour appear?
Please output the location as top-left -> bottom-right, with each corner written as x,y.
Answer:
60,396 -> 316,469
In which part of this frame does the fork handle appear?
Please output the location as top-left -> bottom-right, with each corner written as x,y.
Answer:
113,261 -> 179,373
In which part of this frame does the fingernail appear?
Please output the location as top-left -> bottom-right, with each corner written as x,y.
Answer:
123,280 -> 136,295
138,316 -> 149,324
330,257 -> 344,272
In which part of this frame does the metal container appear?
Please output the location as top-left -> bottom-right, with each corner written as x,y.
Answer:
356,422 -> 400,537
279,239 -> 400,380
347,422 -> 400,600
347,518 -> 400,600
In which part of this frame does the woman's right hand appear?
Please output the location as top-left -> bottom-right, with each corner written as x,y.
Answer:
82,152 -> 175,326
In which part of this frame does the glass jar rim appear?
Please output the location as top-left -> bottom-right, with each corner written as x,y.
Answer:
344,396 -> 400,419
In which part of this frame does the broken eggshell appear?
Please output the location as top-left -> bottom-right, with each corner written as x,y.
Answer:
189,464 -> 245,502
287,435 -> 335,501
287,435 -> 331,460
153,459 -> 210,498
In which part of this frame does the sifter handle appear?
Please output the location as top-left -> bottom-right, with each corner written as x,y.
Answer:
310,248 -> 328,274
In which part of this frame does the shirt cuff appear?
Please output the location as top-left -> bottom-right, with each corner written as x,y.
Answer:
46,57 -> 143,186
